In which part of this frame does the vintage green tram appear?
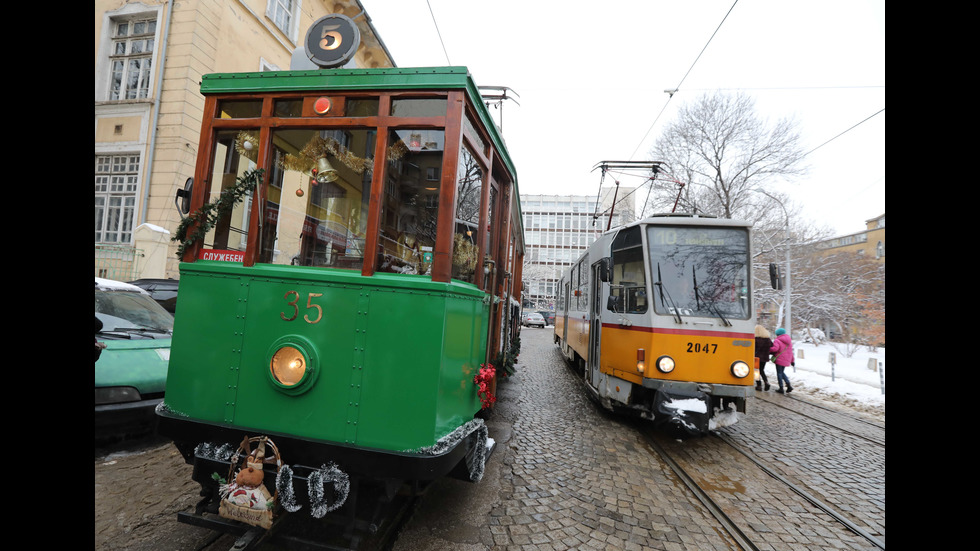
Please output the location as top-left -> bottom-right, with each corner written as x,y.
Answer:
155,49 -> 524,534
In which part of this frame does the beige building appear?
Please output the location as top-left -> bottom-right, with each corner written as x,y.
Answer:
813,213 -> 885,262
95,0 -> 395,281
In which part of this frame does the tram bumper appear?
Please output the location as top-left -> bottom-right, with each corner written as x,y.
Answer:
651,387 -> 712,437
644,379 -> 753,437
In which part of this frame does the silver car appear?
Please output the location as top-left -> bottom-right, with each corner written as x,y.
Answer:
523,312 -> 545,328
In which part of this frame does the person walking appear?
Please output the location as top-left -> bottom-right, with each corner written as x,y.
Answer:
753,325 -> 773,391
769,327 -> 794,394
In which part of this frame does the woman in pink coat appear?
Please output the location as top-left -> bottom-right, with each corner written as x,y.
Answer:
769,328 -> 794,394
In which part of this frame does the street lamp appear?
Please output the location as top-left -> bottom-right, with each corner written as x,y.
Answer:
753,189 -> 792,347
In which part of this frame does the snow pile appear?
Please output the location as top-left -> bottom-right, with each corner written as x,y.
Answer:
770,341 -> 885,411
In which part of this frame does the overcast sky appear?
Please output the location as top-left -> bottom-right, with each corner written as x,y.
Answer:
365,0 -> 884,236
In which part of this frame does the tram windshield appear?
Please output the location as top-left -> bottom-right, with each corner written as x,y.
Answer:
647,226 -> 750,320
258,128 -> 374,269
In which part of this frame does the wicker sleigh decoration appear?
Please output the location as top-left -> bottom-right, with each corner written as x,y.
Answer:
218,436 -> 282,529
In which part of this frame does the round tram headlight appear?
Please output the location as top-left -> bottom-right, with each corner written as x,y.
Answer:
731,360 -> 751,379
656,355 -> 675,374
267,336 -> 319,395
271,346 -> 307,385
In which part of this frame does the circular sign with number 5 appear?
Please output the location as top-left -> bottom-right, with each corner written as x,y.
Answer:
305,14 -> 360,68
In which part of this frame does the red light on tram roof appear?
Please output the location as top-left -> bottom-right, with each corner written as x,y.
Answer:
314,97 -> 331,115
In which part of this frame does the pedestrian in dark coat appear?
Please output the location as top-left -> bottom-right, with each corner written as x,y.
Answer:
753,325 -> 772,391
769,327 -> 794,393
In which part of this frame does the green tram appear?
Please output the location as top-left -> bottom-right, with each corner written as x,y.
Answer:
155,20 -> 524,536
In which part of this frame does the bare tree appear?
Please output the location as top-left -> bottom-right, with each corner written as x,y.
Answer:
642,92 -> 808,222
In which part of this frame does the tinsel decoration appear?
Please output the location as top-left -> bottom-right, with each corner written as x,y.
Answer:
276,136 -> 410,185
172,168 -> 264,259
234,131 -> 260,162
308,463 -> 351,518
275,465 -> 303,513
195,441 -> 236,462
411,418 -> 489,482
278,135 -> 370,175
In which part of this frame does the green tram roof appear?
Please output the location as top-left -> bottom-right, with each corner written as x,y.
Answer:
200,67 -> 519,201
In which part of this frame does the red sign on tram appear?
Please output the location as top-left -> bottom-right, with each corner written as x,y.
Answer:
199,249 -> 245,262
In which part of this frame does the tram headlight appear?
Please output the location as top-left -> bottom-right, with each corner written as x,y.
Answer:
267,336 -> 319,395
731,360 -> 751,379
271,346 -> 307,386
655,355 -> 675,374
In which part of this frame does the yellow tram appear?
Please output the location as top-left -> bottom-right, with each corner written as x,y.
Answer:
555,214 -> 756,436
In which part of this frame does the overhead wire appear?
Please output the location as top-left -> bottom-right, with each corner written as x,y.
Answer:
803,108 -> 884,158
628,0 -> 740,161
426,0 -> 452,65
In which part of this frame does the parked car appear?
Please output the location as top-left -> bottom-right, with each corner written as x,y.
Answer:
537,311 -> 555,326
95,278 -> 174,441
523,312 -> 546,328
127,278 -> 179,313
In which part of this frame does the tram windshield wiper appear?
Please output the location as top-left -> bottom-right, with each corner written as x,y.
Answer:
706,302 -> 732,326
99,327 -> 173,337
655,263 -> 683,324
692,268 -> 731,326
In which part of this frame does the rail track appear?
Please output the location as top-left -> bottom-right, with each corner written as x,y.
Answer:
636,414 -> 886,551
754,391 -> 885,446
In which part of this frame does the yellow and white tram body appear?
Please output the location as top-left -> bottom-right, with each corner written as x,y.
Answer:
555,214 -> 755,436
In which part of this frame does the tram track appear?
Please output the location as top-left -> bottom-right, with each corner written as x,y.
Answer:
638,423 -> 886,550
753,391 -> 885,447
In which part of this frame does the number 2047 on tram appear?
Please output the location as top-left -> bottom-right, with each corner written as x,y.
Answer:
154,63 -> 525,527
555,214 -> 756,437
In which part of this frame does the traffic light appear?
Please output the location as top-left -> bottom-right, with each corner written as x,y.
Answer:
769,263 -> 782,290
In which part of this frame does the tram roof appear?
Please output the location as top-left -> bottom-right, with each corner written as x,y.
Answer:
200,66 -> 518,195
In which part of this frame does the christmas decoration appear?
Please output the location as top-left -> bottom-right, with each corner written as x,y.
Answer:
172,169 -> 264,259
411,418 -> 489,482
217,436 -> 282,530
473,363 -> 497,409
308,463 -> 350,518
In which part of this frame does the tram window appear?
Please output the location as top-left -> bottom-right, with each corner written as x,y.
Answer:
203,130 -> 258,253
258,128 -> 374,269
463,111 -> 489,156
274,99 -> 304,117
346,98 -> 379,117
218,100 -> 263,118
390,98 -> 448,118
377,129 -> 445,275
453,145 -> 483,283
609,227 -> 647,313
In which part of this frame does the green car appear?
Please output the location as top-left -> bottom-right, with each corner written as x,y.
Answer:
95,278 -> 174,441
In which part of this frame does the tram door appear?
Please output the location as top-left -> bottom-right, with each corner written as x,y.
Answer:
561,280 -> 570,345
586,261 -> 603,389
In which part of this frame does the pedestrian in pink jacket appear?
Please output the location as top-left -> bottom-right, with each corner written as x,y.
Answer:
769,328 -> 794,394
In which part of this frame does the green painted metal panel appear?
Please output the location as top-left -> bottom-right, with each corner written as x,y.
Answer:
162,261 -> 490,452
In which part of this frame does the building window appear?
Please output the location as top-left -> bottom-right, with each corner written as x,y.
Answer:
108,18 -> 156,100
95,155 -> 140,243
267,0 -> 300,42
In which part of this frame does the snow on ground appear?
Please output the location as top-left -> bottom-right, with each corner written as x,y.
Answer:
767,341 -> 885,419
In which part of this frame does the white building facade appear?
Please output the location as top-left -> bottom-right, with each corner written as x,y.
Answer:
521,188 -> 634,310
